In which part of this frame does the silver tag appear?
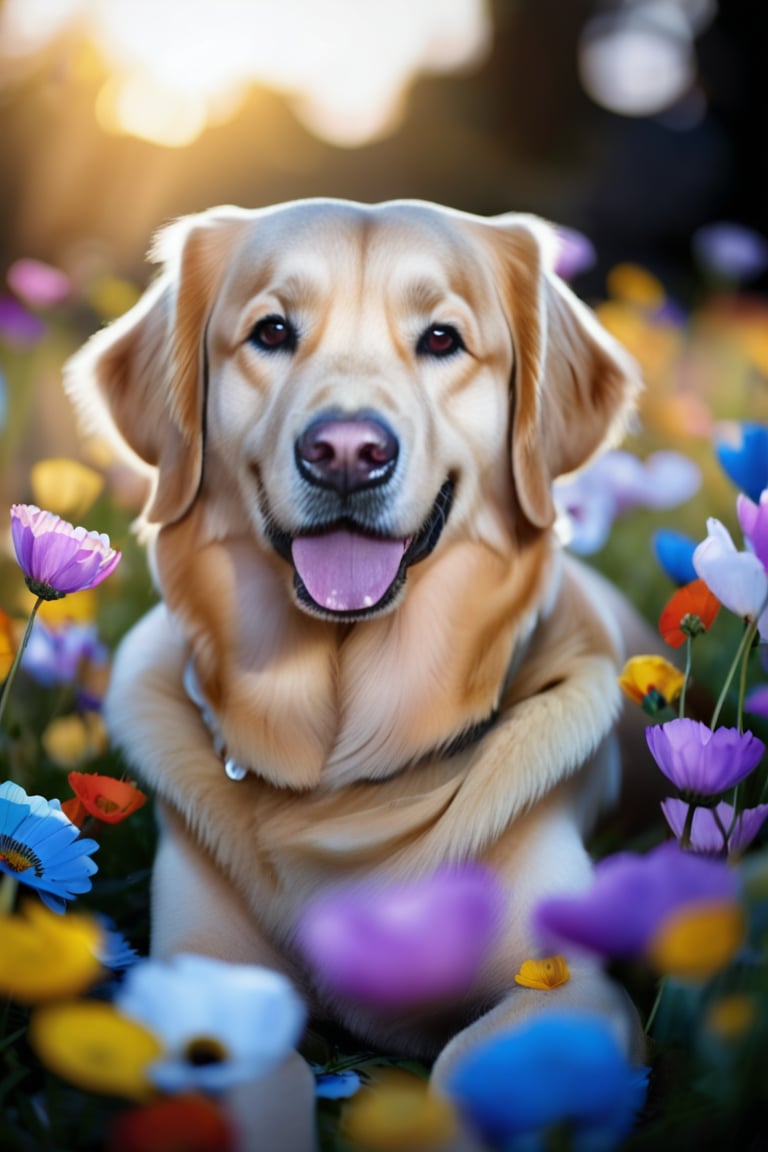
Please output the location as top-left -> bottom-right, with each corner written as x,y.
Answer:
224,757 -> 248,781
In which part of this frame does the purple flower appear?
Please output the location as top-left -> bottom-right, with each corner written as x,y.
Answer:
715,422 -> 768,504
693,221 -> 768,283
534,840 -> 741,960
554,450 -> 700,555
738,488 -> 768,571
646,718 -> 765,798
653,528 -> 698,585
0,296 -> 46,346
661,798 -> 768,856
553,226 -> 596,281
446,1013 -> 649,1149
296,865 -> 503,1009
22,621 -> 107,689
10,504 -> 121,600
745,685 -> 768,719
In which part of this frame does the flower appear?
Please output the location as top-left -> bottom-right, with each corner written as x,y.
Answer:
661,797 -> 768,856
115,953 -> 305,1093
0,902 -> 103,1002
108,1094 -> 235,1152
7,257 -> 71,306
715,422 -> 768,504
341,1071 -> 457,1152
296,864 -> 503,1009
653,528 -> 699,585
0,609 -> 15,681
30,457 -> 104,522
693,222 -> 768,283
445,1013 -> 649,1150
553,226 -> 596,281
693,518 -> 768,638
658,579 -> 721,648
65,772 -> 147,826
0,780 -> 99,913
43,712 -> 108,769
0,295 -> 45,346
314,1069 -> 362,1100
10,503 -> 121,600
554,450 -> 700,555
646,719 -> 765,798
646,901 -> 745,981
737,488 -> 768,570
514,955 -> 570,991
21,619 -> 108,688
29,1000 -> 162,1101
745,685 -> 768,718
618,655 -> 685,714
533,840 -> 741,963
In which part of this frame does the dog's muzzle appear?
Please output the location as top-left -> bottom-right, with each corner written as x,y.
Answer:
267,479 -> 455,620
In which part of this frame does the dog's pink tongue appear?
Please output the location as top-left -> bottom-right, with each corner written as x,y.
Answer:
292,531 -> 407,612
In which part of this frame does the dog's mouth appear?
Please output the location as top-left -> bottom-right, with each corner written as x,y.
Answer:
268,480 -> 454,619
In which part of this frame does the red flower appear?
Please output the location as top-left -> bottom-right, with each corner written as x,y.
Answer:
659,579 -> 720,648
108,1094 -> 235,1152
65,772 -> 147,826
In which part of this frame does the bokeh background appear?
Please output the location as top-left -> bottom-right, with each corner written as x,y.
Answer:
1,0 -> 767,631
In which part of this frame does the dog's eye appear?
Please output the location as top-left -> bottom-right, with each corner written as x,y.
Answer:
249,314 -> 297,353
417,324 -> 464,359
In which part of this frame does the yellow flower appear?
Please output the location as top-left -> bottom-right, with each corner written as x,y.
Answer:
514,954 -> 570,990
30,458 -> 104,522
29,1000 -> 163,1101
342,1071 -> 457,1152
0,901 -> 104,1002
704,994 -> 756,1043
647,901 -> 745,981
19,587 -> 98,628
42,712 -> 108,768
606,263 -> 666,310
0,610 -> 16,681
618,655 -> 685,714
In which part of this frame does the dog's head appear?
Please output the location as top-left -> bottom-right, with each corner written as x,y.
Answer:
66,199 -> 639,622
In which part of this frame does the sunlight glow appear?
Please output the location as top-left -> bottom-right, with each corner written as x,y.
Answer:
0,0 -> 491,148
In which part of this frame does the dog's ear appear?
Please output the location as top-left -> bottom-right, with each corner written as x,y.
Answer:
64,208 -> 247,525
490,215 -> 640,529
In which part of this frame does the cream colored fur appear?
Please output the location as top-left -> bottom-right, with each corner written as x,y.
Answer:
65,199 -> 649,1151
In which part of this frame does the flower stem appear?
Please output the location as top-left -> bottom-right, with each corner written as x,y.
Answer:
645,978 -> 666,1034
0,874 -> 18,915
0,596 -> 44,730
680,802 -> 696,851
710,619 -> 758,731
679,636 -> 692,718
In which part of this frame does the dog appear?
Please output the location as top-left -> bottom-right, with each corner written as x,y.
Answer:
66,198 -> 652,1149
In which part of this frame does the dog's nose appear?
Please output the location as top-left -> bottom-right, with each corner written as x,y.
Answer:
295,415 -> 399,493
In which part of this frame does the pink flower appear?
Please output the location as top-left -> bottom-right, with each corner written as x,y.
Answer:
10,505 -> 121,600
296,865 -> 503,1010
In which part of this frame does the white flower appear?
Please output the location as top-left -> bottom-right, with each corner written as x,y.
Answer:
693,518 -> 768,639
115,953 -> 305,1093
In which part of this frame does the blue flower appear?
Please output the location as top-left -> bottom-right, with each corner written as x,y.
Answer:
0,780 -> 99,913
653,529 -> 698,585
446,1012 -> 649,1151
715,422 -> 768,504
313,1068 -> 362,1099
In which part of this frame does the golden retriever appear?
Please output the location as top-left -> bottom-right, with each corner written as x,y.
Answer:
66,199 -> 650,1150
